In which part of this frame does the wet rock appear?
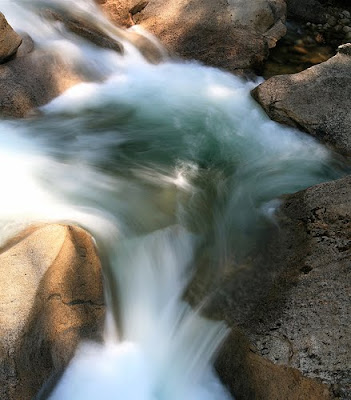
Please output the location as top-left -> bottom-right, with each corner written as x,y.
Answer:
16,33 -> 35,58
46,7 -> 165,64
0,49 -> 82,117
99,0 -> 287,74
0,12 -> 22,63
46,10 -> 122,53
252,47 -> 351,156
0,224 -> 105,400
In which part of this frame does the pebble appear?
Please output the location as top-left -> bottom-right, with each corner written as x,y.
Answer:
304,7 -> 351,48
292,45 -> 308,55
339,18 -> 350,25
304,36 -> 315,46
327,16 -> 337,27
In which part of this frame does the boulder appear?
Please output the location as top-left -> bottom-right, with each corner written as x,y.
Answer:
98,0 -> 287,74
246,175 -> 351,398
0,49 -> 82,117
0,13 -> 22,63
198,175 -> 351,398
252,44 -> 351,156
0,224 -> 105,400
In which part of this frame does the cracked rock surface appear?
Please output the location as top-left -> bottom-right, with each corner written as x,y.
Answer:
0,224 -> 105,400
243,176 -> 351,398
189,176 -> 351,398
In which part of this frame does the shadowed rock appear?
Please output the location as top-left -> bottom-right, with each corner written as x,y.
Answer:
285,0 -> 327,23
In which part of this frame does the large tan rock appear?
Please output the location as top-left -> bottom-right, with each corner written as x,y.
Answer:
0,224 -> 105,400
99,0 -> 287,74
0,13 -> 22,63
252,44 -> 351,156
0,50 -> 82,117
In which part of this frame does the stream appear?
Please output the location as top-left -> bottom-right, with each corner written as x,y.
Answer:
0,1 -> 349,399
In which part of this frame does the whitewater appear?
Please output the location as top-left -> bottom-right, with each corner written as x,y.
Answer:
0,1 -> 348,399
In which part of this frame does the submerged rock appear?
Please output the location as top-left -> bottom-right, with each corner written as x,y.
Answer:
16,33 -> 35,58
252,45 -> 351,156
0,224 -> 105,400
0,12 -> 22,63
98,0 -> 287,74
46,10 -> 123,53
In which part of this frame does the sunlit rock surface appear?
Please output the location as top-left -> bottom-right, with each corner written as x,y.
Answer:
0,224 -> 105,400
0,12 -> 22,63
99,0 -> 287,74
0,50 -> 82,118
252,44 -> 351,156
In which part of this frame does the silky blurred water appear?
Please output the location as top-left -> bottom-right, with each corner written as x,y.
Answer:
0,1 -> 349,399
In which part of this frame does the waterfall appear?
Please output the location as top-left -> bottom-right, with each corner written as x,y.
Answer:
0,1 -> 348,399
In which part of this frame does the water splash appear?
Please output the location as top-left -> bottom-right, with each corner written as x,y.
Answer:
0,1 -> 348,399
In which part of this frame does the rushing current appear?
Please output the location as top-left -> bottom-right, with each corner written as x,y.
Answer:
0,1 -> 348,399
